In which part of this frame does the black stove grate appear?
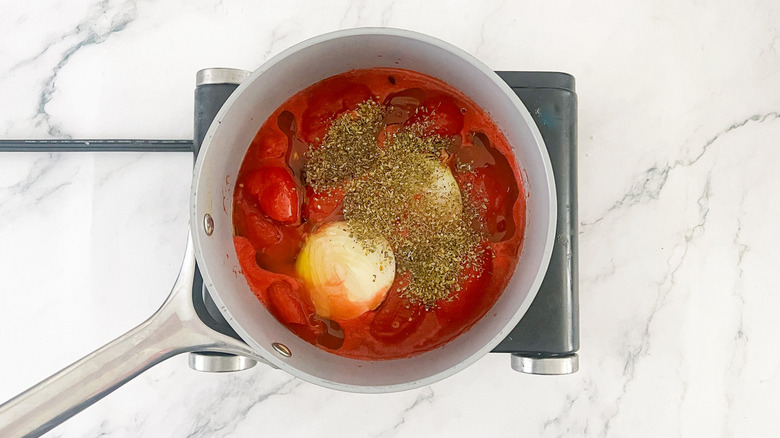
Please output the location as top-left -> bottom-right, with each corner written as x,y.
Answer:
0,69 -> 578,374
491,72 -> 579,359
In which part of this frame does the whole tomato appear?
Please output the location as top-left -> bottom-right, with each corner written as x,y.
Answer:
267,280 -> 309,325
254,127 -> 288,161
300,80 -> 372,144
435,246 -> 493,322
455,165 -> 513,239
405,95 -> 464,136
303,186 -> 344,223
233,191 -> 281,249
244,166 -> 300,224
370,278 -> 425,342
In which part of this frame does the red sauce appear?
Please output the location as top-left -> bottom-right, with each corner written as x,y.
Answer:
233,68 -> 526,360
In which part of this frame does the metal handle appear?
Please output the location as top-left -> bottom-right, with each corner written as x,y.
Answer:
0,232 -> 264,438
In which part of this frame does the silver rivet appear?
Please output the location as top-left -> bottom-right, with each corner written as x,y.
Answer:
272,342 -> 291,357
204,214 -> 214,236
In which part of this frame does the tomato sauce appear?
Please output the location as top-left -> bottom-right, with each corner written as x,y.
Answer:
233,68 -> 526,360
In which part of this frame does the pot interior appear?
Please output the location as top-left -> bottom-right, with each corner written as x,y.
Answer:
192,28 -> 555,392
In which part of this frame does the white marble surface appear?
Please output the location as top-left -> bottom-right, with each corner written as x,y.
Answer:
1,0 -> 779,436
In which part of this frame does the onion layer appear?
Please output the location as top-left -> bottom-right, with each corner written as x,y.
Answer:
296,221 -> 395,320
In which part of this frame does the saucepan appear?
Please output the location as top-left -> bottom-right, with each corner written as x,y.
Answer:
0,28 -> 556,437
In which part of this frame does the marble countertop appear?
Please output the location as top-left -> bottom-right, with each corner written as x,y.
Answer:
2,1 -> 779,436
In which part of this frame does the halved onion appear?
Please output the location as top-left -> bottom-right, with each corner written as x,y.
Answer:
423,158 -> 462,219
295,221 -> 395,320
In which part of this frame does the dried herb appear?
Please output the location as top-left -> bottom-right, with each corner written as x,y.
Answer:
304,101 -> 385,190
303,100 -> 486,307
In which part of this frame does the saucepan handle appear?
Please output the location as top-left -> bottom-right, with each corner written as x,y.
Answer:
0,232 -> 264,438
